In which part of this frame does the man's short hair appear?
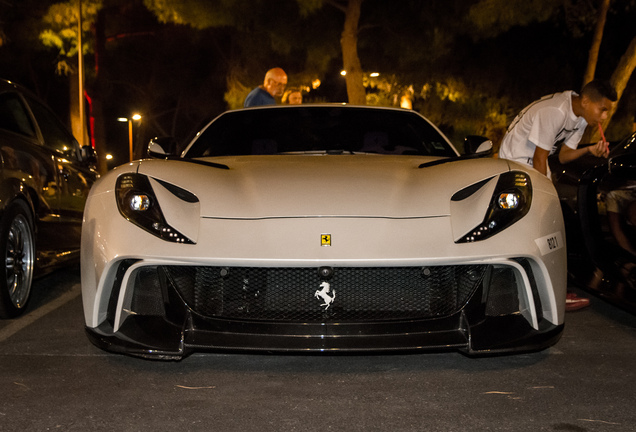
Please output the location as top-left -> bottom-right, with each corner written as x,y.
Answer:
581,79 -> 617,102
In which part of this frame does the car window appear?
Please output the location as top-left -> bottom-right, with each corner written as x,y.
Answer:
26,95 -> 81,159
0,92 -> 37,138
185,107 -> 457,158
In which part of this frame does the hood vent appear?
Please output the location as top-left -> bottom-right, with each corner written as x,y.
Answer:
451,177 -> 494,201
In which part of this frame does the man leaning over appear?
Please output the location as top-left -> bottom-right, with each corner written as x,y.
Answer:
498,79 -> 617,311
499,79 -> 616,178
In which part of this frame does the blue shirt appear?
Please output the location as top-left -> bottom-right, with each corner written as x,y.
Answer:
244,87 -> 276,107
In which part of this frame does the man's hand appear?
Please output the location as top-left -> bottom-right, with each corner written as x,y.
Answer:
559,140 -> 609,164
588,140 -> 610,158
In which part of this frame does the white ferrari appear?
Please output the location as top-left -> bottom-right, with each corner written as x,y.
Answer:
81,105 -> 566,359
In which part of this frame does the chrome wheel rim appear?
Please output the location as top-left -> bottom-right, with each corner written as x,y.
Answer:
5,214 -> 34,309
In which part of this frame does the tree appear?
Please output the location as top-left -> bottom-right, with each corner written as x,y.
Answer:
327,0 -> 366,104
0,0 -> 77,108
597,35 -> 636,140
143,0 -> 369,104
39,0 -> 106,170
466,0 -> 559,38
583,0 -> 610,86
142,0 -> 326,107
39,0 -> 223,166
467,0 -> 636,138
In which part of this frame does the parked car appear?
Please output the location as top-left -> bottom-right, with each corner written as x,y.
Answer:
81,104 -> 566,360
550,131 -> 636,313
0,78 -> 99,318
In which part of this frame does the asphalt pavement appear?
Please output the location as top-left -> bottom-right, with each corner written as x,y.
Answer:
1,266 -> 635,431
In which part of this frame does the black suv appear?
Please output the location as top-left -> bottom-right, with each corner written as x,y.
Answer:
0,78 -> 98,318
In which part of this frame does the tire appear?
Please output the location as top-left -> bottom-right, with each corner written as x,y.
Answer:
0,201 -> 35,318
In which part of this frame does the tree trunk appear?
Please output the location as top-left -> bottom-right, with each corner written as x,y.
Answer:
341,0 -> 366,105
588,35 -> 636,142
583,0 -> 610,86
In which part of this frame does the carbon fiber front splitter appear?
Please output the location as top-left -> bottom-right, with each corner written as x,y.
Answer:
85,309 -> 563,360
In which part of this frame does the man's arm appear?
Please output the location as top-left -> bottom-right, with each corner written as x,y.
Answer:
559,140 -> 609,163
532,146 -> 550,176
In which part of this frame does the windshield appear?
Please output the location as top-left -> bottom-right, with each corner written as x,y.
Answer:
184,106 -> 457,158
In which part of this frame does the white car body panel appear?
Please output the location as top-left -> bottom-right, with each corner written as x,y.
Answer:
82,159 -> 565,321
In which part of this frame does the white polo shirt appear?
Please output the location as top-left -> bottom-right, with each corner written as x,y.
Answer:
499,91 -> 587,169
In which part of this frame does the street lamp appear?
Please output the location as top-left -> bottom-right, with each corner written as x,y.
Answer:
118,114 -> 142,161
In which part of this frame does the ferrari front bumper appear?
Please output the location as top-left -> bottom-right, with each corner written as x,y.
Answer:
84,260 -> 563,360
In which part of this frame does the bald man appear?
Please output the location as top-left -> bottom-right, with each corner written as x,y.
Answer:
244,67 -> 288,107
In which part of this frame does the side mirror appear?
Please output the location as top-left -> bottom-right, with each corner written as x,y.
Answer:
148,137 -> 178,159
81,145 -> 98,166
464,135 -> 493,157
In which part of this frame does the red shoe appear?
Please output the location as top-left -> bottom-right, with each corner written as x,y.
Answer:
565,292 -> 590,312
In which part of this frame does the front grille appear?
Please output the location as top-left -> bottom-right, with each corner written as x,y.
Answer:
153,265 -> 487,322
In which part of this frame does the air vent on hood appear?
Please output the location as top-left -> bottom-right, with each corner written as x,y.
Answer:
154,178 -> 199,203
451,177 -> 494,201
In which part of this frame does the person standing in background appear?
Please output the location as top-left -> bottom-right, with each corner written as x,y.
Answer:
283,87 -> 303,105
244,68 -> 288,107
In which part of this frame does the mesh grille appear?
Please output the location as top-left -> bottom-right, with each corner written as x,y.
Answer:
157,265 -> 486,322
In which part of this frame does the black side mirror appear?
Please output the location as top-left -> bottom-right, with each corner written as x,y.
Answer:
81,145 -> 98,166
464,135 -> 493,157
148,137 -> 179,158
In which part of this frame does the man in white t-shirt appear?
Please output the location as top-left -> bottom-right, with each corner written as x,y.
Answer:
499,79 -> 617,311
499,79 -> 617,178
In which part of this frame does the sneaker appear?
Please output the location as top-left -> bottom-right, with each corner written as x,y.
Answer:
565,292 -> 590,312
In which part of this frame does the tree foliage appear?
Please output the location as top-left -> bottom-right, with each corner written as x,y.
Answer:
141,0 -> 343,107
466,0 -> 636,140
3,0 -> 634,161
39,0 -> 102,75
0,0 -> 69,94
466,0 -> 561,38
142,0 -> 240,29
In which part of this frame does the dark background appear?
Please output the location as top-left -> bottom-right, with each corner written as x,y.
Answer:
0,0 -> 634,167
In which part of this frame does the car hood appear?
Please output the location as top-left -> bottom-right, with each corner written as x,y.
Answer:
137,155 -> 511,219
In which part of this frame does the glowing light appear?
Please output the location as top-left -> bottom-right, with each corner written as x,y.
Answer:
340,70 -> 347,76
498,192 -> 520,209
400,95 -> 412,110
129,194 -> 150,211
370,72 -> 380,77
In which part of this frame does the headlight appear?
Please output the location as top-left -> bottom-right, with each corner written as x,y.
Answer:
129,194 -> 151,211
498,192 -> 519,209
455,171 -> 532,243
116,173 -> 196,244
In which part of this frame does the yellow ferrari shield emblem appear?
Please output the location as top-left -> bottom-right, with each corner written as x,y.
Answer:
321,234 -> 331,247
